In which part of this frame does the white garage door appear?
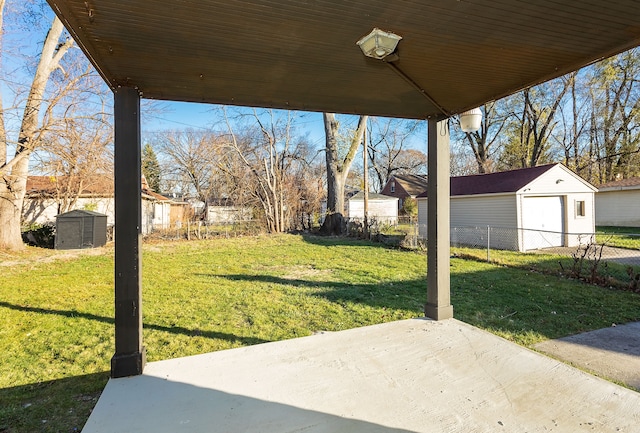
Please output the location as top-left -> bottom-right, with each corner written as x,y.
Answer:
521,196 -> 564,250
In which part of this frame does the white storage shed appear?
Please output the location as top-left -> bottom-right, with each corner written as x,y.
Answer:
595,177 -> 640,228
347,192 -> 399,225
417,164 -> 597,252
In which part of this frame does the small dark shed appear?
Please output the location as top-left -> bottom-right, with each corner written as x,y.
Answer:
55,210 -> 108,250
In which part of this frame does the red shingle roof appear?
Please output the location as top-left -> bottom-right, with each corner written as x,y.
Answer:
26,175 -> 171,201
26,175 -> 114,196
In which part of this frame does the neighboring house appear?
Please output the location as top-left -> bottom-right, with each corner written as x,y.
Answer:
380,174 -> 428,212
416,164 -> 597,251
347,192 -> 399,225
23,175 -> 179,235
23,175 -> 116,226
595,177 -> 640,228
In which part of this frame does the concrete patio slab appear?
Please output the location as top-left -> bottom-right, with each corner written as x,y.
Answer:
82,319 -> 640,432
534,322 -> 640,391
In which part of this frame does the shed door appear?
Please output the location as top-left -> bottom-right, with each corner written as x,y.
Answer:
521,196 -> 564,250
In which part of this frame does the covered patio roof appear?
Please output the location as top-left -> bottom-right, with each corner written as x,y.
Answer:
44,0 -> 640,380
47,0 -> 640,119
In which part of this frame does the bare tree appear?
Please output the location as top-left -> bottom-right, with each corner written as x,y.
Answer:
35,111 -> 113,214
550,71 -> 592,177
154,129 -> 224,218
320,113 -> 367,235
219,107 -> 316,233
367,117 -> 425,191
451,101 -> 511,174
1,12 -> 74,249
586,48 -> 640,182
499,76 -> 572,169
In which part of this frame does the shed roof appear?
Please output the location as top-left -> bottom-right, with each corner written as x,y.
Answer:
349,191 -> 399,201
56,209 -> 107,218
417,164 -> 562,197
46,1 -> 640,119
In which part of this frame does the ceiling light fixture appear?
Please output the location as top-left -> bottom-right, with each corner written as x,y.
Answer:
356,28 -> 402,60
356,27 -> 452,118
459,108 -> 482,133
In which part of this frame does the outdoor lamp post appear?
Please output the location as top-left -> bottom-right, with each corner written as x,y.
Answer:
459,108 -> 482,133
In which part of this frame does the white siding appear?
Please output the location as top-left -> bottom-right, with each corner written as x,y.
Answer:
451,195 -> 517,228
523,164 -> 595,195
22,199 -> 59,225
566,192 -> 596,246
151,202 -> 171,230
417,197 -> 428,238
417,195 -> 518,250
141,200 -> 154,234
595,190 -> 640,227
207,206 -> 252,223
23,197 -> 115,226
452,195 -> 518,250
348,198 -> 398,224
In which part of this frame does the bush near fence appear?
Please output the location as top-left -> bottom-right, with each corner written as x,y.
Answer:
387,222 -> 640,290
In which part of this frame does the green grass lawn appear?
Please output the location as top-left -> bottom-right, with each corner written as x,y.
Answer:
2,234 -> 640,432
596,226 -> 640,250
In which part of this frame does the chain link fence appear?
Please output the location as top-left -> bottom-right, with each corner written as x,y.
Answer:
144,219 -> 264,241
383,222 -> 640,290
406,223 -> 640,265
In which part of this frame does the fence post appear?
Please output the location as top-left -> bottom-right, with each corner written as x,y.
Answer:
487,225 -> 491,262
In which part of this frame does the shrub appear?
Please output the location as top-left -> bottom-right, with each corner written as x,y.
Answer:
21,223 -> 55,248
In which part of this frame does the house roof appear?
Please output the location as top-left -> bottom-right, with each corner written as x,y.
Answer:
143,189 -> 171,202
417,164 -> 561,197
26,175 -> 171,201
390,174 -> 428,196
597,177 -> 640,191
26,175 -> 114,196
46,1 -> 640,120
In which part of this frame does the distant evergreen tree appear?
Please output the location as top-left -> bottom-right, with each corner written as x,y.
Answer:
142,143 -> 162,192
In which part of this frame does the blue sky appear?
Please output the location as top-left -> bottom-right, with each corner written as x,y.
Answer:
2,2 -> 427,157
141,101 -> 329,148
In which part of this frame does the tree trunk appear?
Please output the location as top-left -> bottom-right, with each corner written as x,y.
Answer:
320,113 -> 367,235
320,113 -> 344,235
0,16 -> 72,250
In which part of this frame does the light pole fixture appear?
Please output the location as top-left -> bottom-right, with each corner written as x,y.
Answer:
356,28 -> 402,60
356,27 -> 450,118
459,108 -> 482,133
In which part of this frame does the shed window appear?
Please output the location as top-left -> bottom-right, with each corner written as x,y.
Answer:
575,200 -> 586,217
390,181 -> 395,193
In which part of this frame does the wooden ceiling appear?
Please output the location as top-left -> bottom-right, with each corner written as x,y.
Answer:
46,0 -> 640,119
